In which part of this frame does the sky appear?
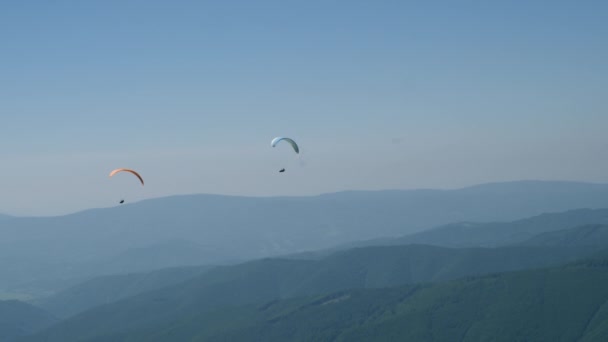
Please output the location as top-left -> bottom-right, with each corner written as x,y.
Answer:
1,0 -> 607,216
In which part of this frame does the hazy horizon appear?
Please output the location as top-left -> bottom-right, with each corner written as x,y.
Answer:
0,179 -> 606,218
2,1 -> 606,215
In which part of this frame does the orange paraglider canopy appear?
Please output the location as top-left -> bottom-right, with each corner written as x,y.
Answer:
109,168 -> 144,186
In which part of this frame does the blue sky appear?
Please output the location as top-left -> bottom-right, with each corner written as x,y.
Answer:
1,1 -> 607,215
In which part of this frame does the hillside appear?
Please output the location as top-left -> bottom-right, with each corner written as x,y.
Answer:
521,224 -> 608,247
27,259 -> 608,341
38,222 -> 608,319
204,259 -> 608,342
0,300 -> 57,342
26,242 -> 604,340
3,180 -> 608,297
384,208 -> 608,248
87,240 -> 228,275
36,265 -> 213,319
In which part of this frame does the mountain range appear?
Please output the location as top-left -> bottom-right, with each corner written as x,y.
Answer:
3,180 -> 608,297
27,221 -> 608,340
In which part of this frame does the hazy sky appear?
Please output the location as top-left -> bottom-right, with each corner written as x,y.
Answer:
1,1 -> 607,216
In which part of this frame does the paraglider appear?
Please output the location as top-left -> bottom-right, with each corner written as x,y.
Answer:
109,168 -> 144,205
271,137 -> 299,154
108,168 -> 144,185
271,137 -> 299,173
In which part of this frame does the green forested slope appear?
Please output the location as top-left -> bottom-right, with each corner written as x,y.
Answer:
26,244 -> 604,341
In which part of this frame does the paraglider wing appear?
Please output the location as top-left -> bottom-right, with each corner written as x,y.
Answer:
109,168 -> 144,186
271,137 -> 299,154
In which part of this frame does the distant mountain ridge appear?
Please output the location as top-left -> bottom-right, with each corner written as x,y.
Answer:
520,224 -> 608,247
0,213 -> 13,221
0,300 -> 57,341
2,180 -> 608,296
36,265 -> 212,319
300,208 -> 608,259
357,208 -> 608,249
